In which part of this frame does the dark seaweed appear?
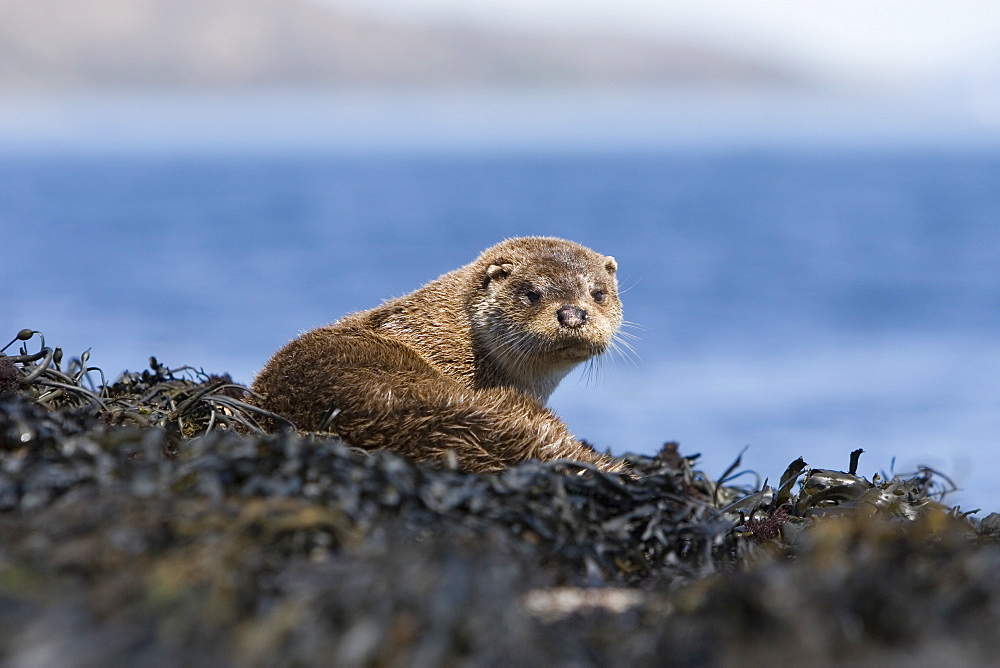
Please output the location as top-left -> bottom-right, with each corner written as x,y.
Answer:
1,330 -> 997,666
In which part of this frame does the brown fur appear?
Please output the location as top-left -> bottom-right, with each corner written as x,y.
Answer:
251,237 -> 626,474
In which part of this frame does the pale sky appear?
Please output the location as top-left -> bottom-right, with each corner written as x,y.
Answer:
320,0 -> 1000,91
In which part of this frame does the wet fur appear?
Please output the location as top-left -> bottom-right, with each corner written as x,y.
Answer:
252,237 -> 626,474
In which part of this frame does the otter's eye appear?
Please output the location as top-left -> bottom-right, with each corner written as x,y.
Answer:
524,290 -> 542,304
592,290 -> 606,304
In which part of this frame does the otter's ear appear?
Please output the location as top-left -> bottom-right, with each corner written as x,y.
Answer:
604,256 -> 618,274
486,263 -> 514,281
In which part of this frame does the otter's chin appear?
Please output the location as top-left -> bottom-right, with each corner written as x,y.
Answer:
552,340 -> 604,362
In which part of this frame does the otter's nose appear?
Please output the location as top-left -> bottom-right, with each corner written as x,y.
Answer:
557,305 -> 588,328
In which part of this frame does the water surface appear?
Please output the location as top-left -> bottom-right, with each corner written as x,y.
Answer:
3,136 -> 998,510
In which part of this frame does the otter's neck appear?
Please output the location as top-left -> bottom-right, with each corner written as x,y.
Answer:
510,359 -> 580,403
471,334 -> 582,404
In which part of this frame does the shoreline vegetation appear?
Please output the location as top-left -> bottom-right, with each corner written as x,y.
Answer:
2,328 -> 1000,664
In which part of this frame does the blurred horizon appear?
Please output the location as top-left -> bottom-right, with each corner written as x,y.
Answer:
319,0 -> 1000,91
1,0 -> 999,150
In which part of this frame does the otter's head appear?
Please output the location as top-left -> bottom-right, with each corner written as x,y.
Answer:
471,237 -> 623,400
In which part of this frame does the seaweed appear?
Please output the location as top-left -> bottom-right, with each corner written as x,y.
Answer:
1,329 -> 996,666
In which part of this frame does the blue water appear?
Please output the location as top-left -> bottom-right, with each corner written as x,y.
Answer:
2,147 -> 999,510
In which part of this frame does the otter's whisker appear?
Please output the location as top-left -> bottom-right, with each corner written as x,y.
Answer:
618,277 -> 642,294
609,338 -> 640,368
612,335 -> 640,359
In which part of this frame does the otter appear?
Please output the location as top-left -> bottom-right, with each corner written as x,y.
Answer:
251,236 -> 627,474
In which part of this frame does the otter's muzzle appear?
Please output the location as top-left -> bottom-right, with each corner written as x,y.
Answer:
556,305 -> 588,329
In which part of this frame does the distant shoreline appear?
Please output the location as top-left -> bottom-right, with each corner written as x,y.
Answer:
2,89 -> 998,154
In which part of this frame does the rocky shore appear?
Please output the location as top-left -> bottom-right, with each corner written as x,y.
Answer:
2,329 -> 998,666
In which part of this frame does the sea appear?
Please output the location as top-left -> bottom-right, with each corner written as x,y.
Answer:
2,92 -> 998,511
